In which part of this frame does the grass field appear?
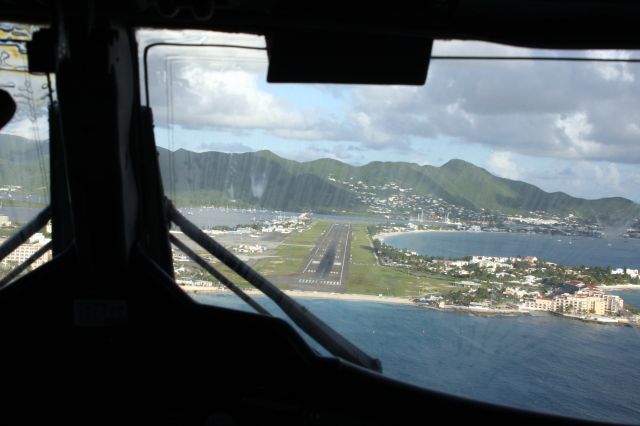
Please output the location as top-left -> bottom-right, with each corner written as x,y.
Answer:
175,222 -> 332,290
181,221 -> 454,297
347,224 -> 454,297
253,221 -> 332,278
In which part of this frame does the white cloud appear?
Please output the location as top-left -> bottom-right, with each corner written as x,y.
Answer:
348,47 -> 640,163
2,115 -> 49,140
487,151 -> 520,180
510,159 -> 635,201
140,30 -> 640,201
177,65 -> 305,130
560,162 -> 626,200
590,50 -> 635,82
350,111 -> 395,146
553,112 -> 602,158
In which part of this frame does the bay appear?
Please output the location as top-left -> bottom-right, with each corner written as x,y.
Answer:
383,231 -> 640,269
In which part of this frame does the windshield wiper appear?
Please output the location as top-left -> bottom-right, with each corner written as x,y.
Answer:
166,200 -> 382,372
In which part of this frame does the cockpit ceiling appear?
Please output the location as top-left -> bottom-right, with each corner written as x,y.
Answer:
1,0 -> 640,49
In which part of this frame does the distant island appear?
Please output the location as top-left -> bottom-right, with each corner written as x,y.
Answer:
2,133 -> 639,236
156,146 -> 640,238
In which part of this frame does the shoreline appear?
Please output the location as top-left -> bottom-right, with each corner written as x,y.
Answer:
183,285 -> 525,314
180,285 -> 415,305
416,303 -> 529,317
598,284 -> 640,291
181,286 -> 638,324
373,229 -> 457,241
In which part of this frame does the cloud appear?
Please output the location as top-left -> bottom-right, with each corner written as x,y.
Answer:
145,37 -> 353,143
142,31 -> 640,172
494,157 -> 640,201
0,71 -> 50,140
347,43 -> 640,162
195,141 -> 254,153
554,162 -> 626,200
589,50 -> 635,82
487,151 -> 520,180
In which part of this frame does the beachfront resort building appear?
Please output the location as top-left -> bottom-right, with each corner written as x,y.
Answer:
522,289 -> 624,316
0,234 -> 52,269
611,268 -> 639,278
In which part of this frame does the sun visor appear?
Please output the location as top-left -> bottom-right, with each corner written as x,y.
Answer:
266,31 -> 433,85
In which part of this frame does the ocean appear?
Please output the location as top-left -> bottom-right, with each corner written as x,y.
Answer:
382,231 -> 640,269
193,293 -> 640,424
8,205 -> 639,422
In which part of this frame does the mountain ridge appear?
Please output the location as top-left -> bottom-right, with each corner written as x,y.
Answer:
156,146 -> 640,224
0,132 -> 636,224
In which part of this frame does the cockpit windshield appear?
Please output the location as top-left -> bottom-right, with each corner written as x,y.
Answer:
139,29 -> 640,423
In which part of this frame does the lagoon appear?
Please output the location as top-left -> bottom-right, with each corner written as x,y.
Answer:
383,231 -> 640,269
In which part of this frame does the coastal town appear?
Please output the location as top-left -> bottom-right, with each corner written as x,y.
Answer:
1,202 -> 636,328
163,208 -> 640,326
370,224 -> 639,325
329,176 -> 620,238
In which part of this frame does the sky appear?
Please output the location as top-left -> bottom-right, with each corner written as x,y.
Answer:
138,30 -> 640,202
4,28 -> 640,203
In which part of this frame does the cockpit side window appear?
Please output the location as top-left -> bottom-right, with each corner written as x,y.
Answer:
0,22 -> 52,286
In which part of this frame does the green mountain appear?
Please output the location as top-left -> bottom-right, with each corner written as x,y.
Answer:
0,133 -> 636,225
157,147 -> 640,224
158,148 -> 360,213
421,159 -> 639,223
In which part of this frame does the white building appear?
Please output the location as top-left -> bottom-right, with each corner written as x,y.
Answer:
0,215 -> 11,227
521,275 -> 539,285
0,239 -> 52,269
522,289 -> 623,316
29,233 -> 48,244
610,268 -> 639,278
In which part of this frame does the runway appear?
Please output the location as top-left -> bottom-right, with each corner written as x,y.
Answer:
290,223 -> 351,292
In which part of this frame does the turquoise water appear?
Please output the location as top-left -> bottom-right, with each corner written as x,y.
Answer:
383,231 -> 640,269
194,293 -> 640,424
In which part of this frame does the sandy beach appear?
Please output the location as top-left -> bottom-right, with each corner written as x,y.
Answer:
373,229 -> 457,241
180,285 -> 415,305
422,303 -> 528,316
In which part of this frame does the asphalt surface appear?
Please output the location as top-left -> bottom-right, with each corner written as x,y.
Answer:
288,223 -> 352,292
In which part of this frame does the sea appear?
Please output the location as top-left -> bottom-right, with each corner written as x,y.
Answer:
193,293 -> 640,424
383,231 -> 640,269
7,205 -> 639,422
190,225 -> 640,424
